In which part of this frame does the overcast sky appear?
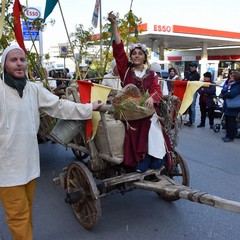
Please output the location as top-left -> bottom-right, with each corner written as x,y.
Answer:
23,0 -> 240,52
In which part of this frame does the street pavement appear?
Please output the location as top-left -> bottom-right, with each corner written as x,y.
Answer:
1,109 -> 240,240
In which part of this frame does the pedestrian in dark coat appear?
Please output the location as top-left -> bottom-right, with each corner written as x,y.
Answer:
197,72 -> 216,128
221,71 -> 240,142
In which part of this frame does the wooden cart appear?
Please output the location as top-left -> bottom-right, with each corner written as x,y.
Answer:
39,89 -> 240,230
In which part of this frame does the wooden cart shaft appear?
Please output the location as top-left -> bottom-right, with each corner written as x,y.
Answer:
132,175 -> 240,214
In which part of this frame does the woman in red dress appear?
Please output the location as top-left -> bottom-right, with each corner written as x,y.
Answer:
108,12 -> 165,172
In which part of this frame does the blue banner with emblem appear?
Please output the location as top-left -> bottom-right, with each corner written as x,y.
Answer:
22,21 -> 39,41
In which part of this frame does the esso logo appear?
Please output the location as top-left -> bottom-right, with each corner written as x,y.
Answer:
24,7 -> 41,21
153,25 -> 172,33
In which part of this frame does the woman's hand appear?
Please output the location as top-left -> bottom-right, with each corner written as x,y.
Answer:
145,97 -> 154,108
108,11 -> 117,24
107,11 -> 121,44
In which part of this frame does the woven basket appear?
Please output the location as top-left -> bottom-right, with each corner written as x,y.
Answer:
113,84 -> 155,121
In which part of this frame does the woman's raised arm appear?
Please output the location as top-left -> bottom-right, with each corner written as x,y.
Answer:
108,11 -> 121,44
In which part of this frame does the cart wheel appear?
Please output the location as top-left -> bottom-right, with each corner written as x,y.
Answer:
71,136 -> 89,161
72,149 -> 89,161
66,162 -> 101,229
213,124 -> 221,133
157,150 -> 190,201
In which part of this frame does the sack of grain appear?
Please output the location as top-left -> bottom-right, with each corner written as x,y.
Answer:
94,114 -> 125,164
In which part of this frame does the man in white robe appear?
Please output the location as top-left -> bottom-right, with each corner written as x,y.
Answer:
0,45 -> 102,240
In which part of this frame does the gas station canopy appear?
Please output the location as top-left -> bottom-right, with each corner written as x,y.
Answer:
137,23 -> 240,50
139,33 -> 240,50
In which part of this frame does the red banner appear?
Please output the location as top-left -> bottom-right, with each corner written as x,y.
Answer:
173,80 -> 188,102
13,0 -> 27,53
77,80 -> 94,140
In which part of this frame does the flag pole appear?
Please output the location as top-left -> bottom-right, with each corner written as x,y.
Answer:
0,0 -> 7,40
57,0 -> 81,79
99,0 -> 103,68
126,0 -> 134,52
130,0 -> 133,10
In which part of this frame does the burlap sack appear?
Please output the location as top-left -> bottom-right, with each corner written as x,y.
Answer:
94,114 -> 125,164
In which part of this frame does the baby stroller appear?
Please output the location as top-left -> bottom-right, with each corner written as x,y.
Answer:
213,113 -> 226,132
212,96 -> 224,132
213,113 -> 240,133
213,95 -> 223,118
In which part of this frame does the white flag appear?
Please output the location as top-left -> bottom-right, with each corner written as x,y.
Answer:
91,0 -> 100,28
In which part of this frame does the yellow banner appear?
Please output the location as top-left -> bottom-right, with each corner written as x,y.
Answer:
178,81 -> 209,116
91,83 -> 111,138
0,0 -> 6,40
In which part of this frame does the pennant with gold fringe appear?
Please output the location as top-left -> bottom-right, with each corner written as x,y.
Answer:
77,80 -> 111,141
178,81 -> 209,116
91,83 -> 111,138
77,80 -> 94,141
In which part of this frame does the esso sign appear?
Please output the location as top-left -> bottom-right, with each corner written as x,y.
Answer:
153,25 -> 172,33
24,7 -> 41,21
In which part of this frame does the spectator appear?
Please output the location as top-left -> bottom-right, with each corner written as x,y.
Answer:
0,45 -> 103,240
167,67 -> 179,93
48,69 -> 56,78
184,61 -> 200,126
197,72 -> 216,129
102,60 -> 122,90
47,69 -> 57,89
221,69 -> 233,92
65,67 -> 71,79
221,71 -> 240,142
150,62 -> 169,95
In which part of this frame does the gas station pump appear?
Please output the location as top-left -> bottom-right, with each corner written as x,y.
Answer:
199,60 -> 219,81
